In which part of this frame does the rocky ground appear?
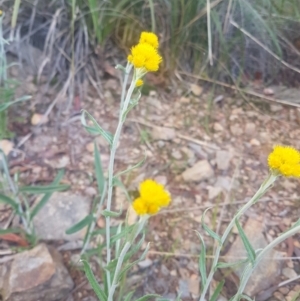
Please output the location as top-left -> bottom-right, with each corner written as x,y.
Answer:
0,61 -> 300,301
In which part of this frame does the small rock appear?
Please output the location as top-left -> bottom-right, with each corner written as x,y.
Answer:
230,124 -> 243,136
154,175 -> 167,186
273,292 -> 284,300
171,150 -> 182,160
278,286 -> 289,295
33,192 -> 92,241
138,258 -> 153,269
181,160 -> 214,182
224,219 -> 283,296
178,279 -> 190,298
85,187 -> 97,197
188,274 -> 200,296
0,140 -> 14,156
1,244 -> 73,301
245,122 -> 256,135
179,96 -> 190,104
85,142 -> 94,153
160,264 -> 170,276
31,113 -> 48,125
151,126 -> 176,141
70,253 -> 83,267
250,139 -> 261,146
213,123 -> 224,132
263,88 -> 274,95
282,267 -> 297,279
190,84 -> 203,96
216,150 -> 233,170
215,176 -> 232,191
270,104 -> 282,112
213,95 -> 224,104
208,186 -> 223,200
170,270 -> 177,276
44,155 -> 70,169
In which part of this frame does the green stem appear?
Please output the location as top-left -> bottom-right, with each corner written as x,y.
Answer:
107,242 -> 131,301
199,173 -> 277,301
232,223 -> 300,301
105,76 -> 137,292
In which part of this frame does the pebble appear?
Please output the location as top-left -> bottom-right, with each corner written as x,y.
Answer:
138,258 -> 153,269
278,286 -> 289,295
250,138 -> 261,146
282,267 -> 297,279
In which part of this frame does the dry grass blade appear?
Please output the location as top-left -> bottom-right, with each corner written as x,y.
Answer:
230,18 -> 300,75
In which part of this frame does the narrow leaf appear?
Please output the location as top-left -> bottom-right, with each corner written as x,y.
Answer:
81,110 -> 113,145
111,224 -> 135,243
216,259 -> 248,270
209,280 -> 225,301
114,154 -> 146,178
195,231 -> 207,288
30,169 -> 65,219
94,142 -> 105,193
0,228 -> 23,235
101,209 -> 122,217
65,215 -> 94,235
117,243 -> 150,281
201,207 -> 222,245
0,193 -> 18,211
235,219 -> 256,265
81,259 -> 107,301
0,95 -> 31,112
123,291 -> 134,301
19,184 -> 69,194
135,294 -> 161,301
239,294 -> 255,301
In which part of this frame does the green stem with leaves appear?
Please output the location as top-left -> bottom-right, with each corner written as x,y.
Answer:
199,173 -> 277,301
232,222 -> 300,301
105,67 -> 139,293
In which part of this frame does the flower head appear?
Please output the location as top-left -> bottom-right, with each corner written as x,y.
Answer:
268,145 -> 300,177
139,32 -> 159,49
135,79 -> 144,87
128,42 -> 162,72
132,179 -> 171,215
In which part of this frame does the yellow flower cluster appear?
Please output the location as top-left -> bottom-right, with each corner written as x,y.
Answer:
128,32 -> 162,73
268,145 -> 300,177
132,179 -> 171,215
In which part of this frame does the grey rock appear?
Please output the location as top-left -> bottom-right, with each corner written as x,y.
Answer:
282,267 -> 297,279
137,258 -> 153,269
224,219 -> 283,296
1,243 -> 74,301
215,176 -> 232,191
178,279 -> 190,298
216,150 -> 233,171
182,160 -> 214,182
33,192 -> 92,241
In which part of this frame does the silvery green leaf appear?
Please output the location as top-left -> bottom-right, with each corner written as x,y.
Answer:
201,207 -> 222,245
235,218 -> 256,265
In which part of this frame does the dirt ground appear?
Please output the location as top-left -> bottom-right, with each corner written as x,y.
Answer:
1,62 -> 300,301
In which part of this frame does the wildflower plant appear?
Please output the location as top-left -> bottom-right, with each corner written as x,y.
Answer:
71,31 -> 300,301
